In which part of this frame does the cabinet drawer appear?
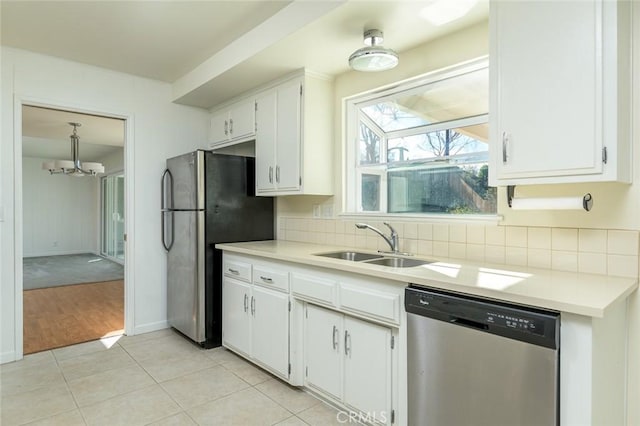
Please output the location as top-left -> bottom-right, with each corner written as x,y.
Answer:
340,283 -> 400,325
223,259 -> 251,282
291,273 -> 337,306
253,266 -> 289,293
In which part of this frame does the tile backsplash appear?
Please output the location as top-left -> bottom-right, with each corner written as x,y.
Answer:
278,217 -> 640,279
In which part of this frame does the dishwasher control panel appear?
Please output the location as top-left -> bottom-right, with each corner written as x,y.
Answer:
406,284 -> 560,349
485,311 -> 544,334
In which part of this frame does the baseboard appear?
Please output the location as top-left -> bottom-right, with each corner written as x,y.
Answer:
1,350 -> 17,364
132,320 -> 170,336
23,250 -> 98,258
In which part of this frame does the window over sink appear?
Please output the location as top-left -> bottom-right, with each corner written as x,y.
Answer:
344,58 -> 496,217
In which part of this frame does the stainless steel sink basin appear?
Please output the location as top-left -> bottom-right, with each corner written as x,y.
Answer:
364,257 -> 431,268
315,251 -> 384,262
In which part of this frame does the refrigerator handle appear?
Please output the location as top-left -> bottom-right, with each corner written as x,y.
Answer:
161,169 -> 175,251
161,211 -> 175,251
161,169 -> 174,210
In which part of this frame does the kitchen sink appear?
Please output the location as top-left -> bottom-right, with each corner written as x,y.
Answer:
364,257 -> 431,268
314,251 -> 384,262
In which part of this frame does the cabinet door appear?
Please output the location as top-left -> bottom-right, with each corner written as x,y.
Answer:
222,277 -> 251,356
255,90 -> 277,193
229,100 -> 255,141
304,304 -> 342,400
490,0 -> 602,182
275,80 -> 302,191
343,316 -> 392,422
210,110 -> 229,146
251,286 -> 289,378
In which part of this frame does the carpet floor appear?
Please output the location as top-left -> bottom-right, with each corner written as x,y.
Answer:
23,280 -> 124,354
23,253 -> 124,290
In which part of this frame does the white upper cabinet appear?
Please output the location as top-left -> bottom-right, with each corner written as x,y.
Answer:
255,71 -> 334,196
489,0 -> 631,185
209,98 -> 256,148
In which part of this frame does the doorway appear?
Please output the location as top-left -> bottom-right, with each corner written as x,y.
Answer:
21,105 -> 126,354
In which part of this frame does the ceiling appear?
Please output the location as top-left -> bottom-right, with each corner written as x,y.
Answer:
22,106 -> 125,161
1,1 -> 489,110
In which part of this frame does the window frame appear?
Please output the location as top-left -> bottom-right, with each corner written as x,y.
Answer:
343,57 -> 497,221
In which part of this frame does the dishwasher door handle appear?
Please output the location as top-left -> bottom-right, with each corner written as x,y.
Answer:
450,316 -> 489,331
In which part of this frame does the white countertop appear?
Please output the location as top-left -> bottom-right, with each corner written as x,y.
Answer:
216,240 -> 638,318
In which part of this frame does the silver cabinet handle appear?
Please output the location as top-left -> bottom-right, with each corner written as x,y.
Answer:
344,330 -> 351,356
251,296 -> 255,316
275,165 -> 280,183
229,118 -> 233,135
332,325 -> 338,350
228,268 -> 239,275
269,166 -> 273,183
224,120 -> 228,136
502,131 -> 509,164
243,294 -> 248,313
260,276 -> 273,283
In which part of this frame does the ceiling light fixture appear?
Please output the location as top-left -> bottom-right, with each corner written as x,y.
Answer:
349,29 -> 398,72
42,122 -> 105,176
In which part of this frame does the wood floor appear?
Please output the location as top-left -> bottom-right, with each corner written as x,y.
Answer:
23,280 -> 124,354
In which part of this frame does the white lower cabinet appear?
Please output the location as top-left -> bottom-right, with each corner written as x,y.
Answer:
305,304 -> 342,399
222,274 -> 290,379
222,277 -> 251,356
305,304 -> 393,425
251,286 -> 289,377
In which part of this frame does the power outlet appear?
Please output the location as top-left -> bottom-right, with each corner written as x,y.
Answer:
312,204 -> 321,218
322,205 -> 334,218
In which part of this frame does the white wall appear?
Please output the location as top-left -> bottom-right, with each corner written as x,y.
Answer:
1,47 -> 210,362
22,157 -> 98,257
98,148 -> 125,175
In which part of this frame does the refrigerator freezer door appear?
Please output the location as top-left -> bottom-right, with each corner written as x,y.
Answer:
167,210 -> 206,343
166,151 -> 205,210
204,155 -> 275,244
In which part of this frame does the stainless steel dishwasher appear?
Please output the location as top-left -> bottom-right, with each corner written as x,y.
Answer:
405,284 -> 560,426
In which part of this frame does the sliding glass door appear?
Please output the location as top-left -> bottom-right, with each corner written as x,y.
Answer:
101,173 -> 125,262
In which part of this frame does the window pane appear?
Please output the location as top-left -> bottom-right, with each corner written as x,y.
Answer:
361,67 -> 488,133
362,103 -> 430,132
387,164 -> 496,214
359,122 -> 380,164
387,124 -> 488,162
361,174 -> 380,211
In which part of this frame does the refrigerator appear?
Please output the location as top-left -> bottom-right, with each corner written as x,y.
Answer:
161,150 -> 274,348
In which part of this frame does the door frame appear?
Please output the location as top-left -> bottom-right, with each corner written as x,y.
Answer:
14,95 -> 135,360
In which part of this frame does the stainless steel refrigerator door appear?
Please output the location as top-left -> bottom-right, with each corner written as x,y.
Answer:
167,210 -> 206,343
166,150 -> 205,210
407,312 -> 558,426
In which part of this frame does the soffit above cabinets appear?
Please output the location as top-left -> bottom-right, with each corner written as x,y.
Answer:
1,1 -> 489,110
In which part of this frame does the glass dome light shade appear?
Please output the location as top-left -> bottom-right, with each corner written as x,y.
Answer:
349,46 -> 399,72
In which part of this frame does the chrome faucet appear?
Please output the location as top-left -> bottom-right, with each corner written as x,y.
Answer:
356,222 -> 399,253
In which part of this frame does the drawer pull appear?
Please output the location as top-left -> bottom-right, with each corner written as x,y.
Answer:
228,268 -> 239,275
260,276 -> 273,283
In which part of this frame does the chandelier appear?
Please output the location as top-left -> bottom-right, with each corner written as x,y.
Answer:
42,122 -> 105,176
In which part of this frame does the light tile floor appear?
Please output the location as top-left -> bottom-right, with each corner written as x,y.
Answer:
1,329 -> 345,426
